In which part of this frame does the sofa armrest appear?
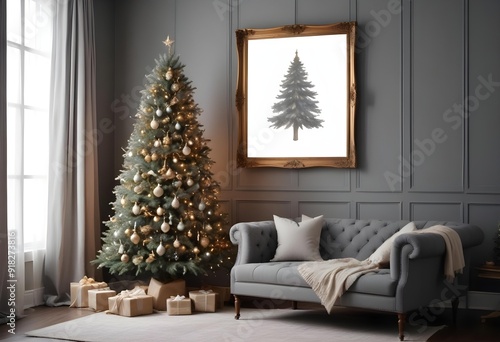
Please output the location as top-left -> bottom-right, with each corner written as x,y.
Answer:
230,221 -> 278,265
390,224 -> 484,280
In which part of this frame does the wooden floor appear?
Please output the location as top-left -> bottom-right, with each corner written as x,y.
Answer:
1,304 -> 499,341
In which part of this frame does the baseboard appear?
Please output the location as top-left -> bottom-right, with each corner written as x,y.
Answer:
24,287 -> 45,309
467,291 -> 500,311
426,291 -> 500,311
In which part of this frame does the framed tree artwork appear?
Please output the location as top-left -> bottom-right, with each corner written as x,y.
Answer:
235,22 -> 357,168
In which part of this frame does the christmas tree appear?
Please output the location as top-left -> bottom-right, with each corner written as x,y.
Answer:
93,37 -> 234,281
268,50 -> 323,141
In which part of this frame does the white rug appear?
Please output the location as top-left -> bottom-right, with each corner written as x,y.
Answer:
26,307 -> 443,342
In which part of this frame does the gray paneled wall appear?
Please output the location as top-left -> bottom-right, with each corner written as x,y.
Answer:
96,0 -> 500,286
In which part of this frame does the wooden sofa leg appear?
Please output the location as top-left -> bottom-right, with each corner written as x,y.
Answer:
397,313 -> 406,341
234,295 -> 240,320
452,297 -> 459,327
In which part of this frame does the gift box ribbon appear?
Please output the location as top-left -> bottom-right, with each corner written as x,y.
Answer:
107,286 -> 147,314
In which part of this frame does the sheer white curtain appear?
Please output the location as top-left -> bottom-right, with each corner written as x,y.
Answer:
4,0 -> 54,318
44,0 -> 101,305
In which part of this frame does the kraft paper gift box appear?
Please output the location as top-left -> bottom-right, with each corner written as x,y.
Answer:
202,285 -> 231,309
70,276 -> 108,308
107,287 -> 154,317
166,295 -> 192,315
148,278 -> 186,311
189,290 -> 219,312
88,288 -> 116,312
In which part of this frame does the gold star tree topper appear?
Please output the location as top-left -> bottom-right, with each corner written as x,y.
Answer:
163,36 -> 174,54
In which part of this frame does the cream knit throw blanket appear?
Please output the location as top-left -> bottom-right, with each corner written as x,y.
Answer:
298,258 -> 378,314
298,225 -> 464,314
407,224 -> 465,281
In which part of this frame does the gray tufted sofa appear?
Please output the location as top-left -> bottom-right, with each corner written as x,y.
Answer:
229,218 -> 484,341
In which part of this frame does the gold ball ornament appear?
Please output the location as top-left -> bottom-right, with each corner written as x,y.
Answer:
165,67 -> 173,81
144,154 -> 152,163
171,82 -> 180,92
200,236 -> 210,248
125,228 -> 132,236
151,152 -> 158,161
120,197 -> 126,206
121,254 -> 129,263
153,216 -> 161,222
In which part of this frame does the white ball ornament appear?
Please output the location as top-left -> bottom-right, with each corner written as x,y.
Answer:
133,172 -> 141,183
161,220 -> 170,233
173,238 -> 181,248
182,144 -> 191,156
156,108 -> 163,117
154,139 -> 161,148
132,202 -> 141,215
171,196 -> 180,209
150,118 -> 159,129
175,122 -> 181,130
134,185 -> 144,194
177,220 -> 185,231
198,202 -> 206,211
153,184 -> 164,197
156,206 -> 165,216
187,178 -> 194,186
166,106 -> 172,113
156,243 -> 166,256
171,83 -> 180,92
130,231 -> 140,244
121,254 -> 129,263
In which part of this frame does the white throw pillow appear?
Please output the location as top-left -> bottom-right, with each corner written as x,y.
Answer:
368,221 -> 417,265
271,215 -> 324,261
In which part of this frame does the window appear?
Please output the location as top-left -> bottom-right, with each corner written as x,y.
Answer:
7,0 -> 53,251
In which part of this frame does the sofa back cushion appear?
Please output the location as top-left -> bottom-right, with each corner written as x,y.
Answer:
318,219 -> 416,260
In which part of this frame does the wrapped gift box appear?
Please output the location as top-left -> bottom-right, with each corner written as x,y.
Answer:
148,278 -> 186,311
107,287 -> 153,317
70,276 -> 108,308
88,288 -> 116,312
189,290 -> 219,312
166,295 -> 192,315
202,285 -> 231,309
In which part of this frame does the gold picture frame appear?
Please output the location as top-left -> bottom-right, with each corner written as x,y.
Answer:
235,22 -> 357,168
